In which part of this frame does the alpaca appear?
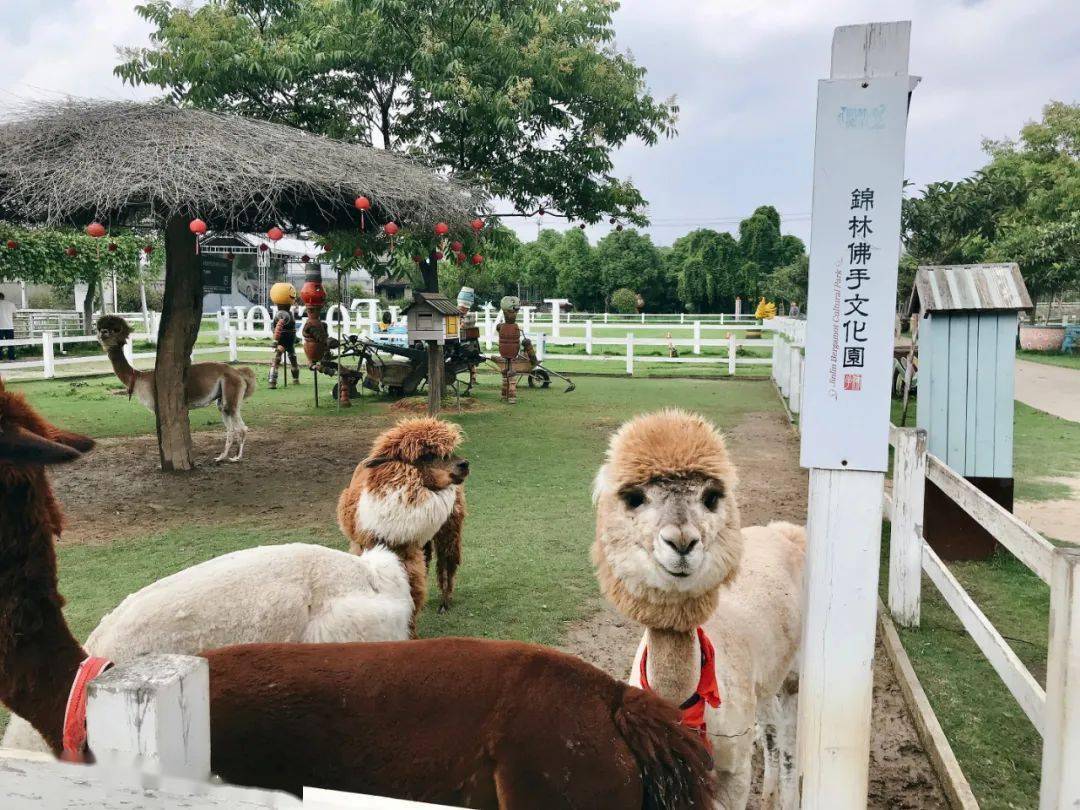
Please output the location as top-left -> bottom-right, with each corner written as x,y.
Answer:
592,409 -> 805,810
0,392 -> 716,807
1,542 -> 412,753
96,315 -> 257,463
337,416 -> 468,628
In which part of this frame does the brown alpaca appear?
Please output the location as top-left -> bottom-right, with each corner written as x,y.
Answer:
0,386 -> 716,807
96,315 -> 257,463
337,417 -> 467,629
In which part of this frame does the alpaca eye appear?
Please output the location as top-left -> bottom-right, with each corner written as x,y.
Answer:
702,489 -> 722,511
620,488 -> 646,509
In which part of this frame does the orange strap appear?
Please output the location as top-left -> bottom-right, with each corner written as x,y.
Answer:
640,627 -> 721,739
61,656 -> 113,763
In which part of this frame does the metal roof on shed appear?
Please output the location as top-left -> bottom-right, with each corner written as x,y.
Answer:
910,263 -> 1032,316
403,292 -> 460,316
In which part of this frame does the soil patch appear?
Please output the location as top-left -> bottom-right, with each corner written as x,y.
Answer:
1016,475 -> 1080,545
560,409 -> 948,808
390,396 -> 489,414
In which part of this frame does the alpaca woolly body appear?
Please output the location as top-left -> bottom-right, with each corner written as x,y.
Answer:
2,543 -> 411,753
354,484 -> 459,547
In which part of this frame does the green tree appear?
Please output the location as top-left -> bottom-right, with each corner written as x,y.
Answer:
609,287 -> 637,314
668,228 -> 743,312
594,228 -> 670,311
737,206 -> 791,298
117,0 -> 678,225
551,228 -> 600,310
763,254 -> 808,306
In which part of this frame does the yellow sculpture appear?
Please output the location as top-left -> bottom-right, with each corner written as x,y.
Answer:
755,296 -> 777,320
270,282 -> 297,307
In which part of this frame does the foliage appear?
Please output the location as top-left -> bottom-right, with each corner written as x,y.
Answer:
903,101 -> 1080,305
762,254 -> 808,305
669,229 -> 743,312
117,0 -> 678,225
552,228 -> 601,310
594,229 -> 673,311
609,287 -> 637,314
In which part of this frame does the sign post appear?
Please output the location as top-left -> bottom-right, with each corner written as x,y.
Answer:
797,21 -> 917,808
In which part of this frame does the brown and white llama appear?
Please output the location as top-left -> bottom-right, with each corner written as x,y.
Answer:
592,409 -> 805,809
96,315 -> 256,462
337,417 -> 467,627
0,384 -> 716,807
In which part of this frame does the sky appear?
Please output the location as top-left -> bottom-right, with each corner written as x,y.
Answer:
0,0 -> 1077,247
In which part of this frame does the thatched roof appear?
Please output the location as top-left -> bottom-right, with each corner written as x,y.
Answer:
0,100 -> 482,232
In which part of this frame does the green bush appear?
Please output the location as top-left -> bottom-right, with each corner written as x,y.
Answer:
610,287 -> 638,314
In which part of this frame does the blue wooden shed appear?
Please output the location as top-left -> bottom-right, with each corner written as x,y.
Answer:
909,262 -> 1033,558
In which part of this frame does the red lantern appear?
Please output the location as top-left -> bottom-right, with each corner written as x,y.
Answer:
616,224 -> 624,231
579,223 -> 587,230
470,218 -> 484,232
472,254 -> 484,265
259,243 -> 269,253
450,241 -> 463,252
301,254 -> 311,263
434,222 -> 449,236
143,245 -> 154,255
433,251 -> 444,261
411,255 -> 422,263
225,251 -> 236,261
383,222 -> 399,236
267,226 -> 284,242
189,218 -> 207,235
354,247 -> 364,258
85,222 -> 106,238
5,240 -> 17,250
107,242 -> 118,252
538,206 -> 545,216
354,196 -> 371,211
65,246 -> 78,257
323,243 -> 332,252
455,251 -> 466,264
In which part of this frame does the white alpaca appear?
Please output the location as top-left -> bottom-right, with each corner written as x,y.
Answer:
592,410 -> 805,809
1,543 -> 411,753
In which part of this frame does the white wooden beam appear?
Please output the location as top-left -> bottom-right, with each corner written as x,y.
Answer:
1040,548 -> 1080,809
889,428 -> 927,627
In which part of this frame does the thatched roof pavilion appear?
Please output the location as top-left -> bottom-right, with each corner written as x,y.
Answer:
0,100 -> 483,469
0,99 -> 479,230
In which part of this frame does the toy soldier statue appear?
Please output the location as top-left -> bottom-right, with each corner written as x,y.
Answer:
496,295 -> 521,404
268,282 -> 300,389
457,286 -> 479,389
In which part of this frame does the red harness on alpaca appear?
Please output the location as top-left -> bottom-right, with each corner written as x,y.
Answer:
639,627 -> 721,739
61,656 -> 114,762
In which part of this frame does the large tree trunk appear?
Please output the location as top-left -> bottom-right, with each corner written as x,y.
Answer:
154,215 -> 204,472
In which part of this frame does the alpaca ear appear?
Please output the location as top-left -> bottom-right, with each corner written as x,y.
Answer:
363,456 -> 392,468
49,429 -> 95,454
0,423 -> 82,465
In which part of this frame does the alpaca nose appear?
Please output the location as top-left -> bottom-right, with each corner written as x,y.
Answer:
660,525 -> 700,556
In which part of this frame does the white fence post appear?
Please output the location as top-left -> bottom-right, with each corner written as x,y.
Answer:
1040,548 -> 1080,809
228,328 -> 239,363
537,332 -> 546,362
888,427 -> 926,627
727,332 -> 737,376
772,334 -> 781,383
604,312 -> 609,324
693,321 -> 701,355
389,305 -> 401,324
789,348 -> 803,414
482,304 -> 494,350
215,311 -> 226,343
585,320 -> 593,355
777,339 -> 789,397
41,332 -> 55,379
626,332 -> 634,375
86,654 -> 211,780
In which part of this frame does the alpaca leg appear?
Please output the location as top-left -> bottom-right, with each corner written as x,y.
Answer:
776,676 -> 800,810
758,696 -> 782,810
215,412 -> 234,463
230,412 -> 248,462
433,491 -> 464,613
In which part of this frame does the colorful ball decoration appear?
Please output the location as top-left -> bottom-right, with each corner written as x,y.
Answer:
323,243 -> 332,252
85,222 -> 106,238
301,254 -> 311,263
434,222 -> 449,237
433,251 -> 444,261
5,240 -> 18,250
471,254 -> 484,265
354,247 -> 364,258
267,226 -> 284,242
383,222 -> 399,236
189,218 -> 207,235
455,251 -> 466,264
450,241 -> 463,252
259,243 -> 270,253
143,245 -> 154,255
65,246 -> 78,257
579,223 -> 587,230
470,218 -> 484,232
354,196 -> 371,211
107,242 -> 118,252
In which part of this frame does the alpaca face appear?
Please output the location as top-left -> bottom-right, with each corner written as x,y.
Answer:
96,315 -> 133,351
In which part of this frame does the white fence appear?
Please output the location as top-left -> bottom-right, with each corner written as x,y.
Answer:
0,654 -> 459,809
771,325 -> 1079,808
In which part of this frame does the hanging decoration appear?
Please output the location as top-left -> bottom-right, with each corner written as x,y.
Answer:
433,251 -> 444,261
354,247 -> 364,258
472,254 -> 484,266
301,254 -> 311,263
355,196 -> 371,231
259,243 -> 270,253
225,251 -> 235,261
107,242 -> 118,253
267,226 -> 284,242
85,222 -> 106,238
470,218 -> 485,233
189,218 -> 207,253
65,246 -> 78,257
143,245 -> 154,255
383,221 -> 399,252
5,240 -> 17,250
451,241 -> 463,253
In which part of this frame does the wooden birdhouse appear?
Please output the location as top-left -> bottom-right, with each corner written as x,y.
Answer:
404,292 -> 461,346
909,262 -> 1033,559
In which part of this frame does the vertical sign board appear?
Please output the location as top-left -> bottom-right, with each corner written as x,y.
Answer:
200,255 -> 233,295
800,77 -> 911,472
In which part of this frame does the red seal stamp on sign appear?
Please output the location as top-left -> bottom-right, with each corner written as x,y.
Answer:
843,373 -> 862,391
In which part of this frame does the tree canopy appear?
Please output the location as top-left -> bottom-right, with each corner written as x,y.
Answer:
117,0 -> 678,225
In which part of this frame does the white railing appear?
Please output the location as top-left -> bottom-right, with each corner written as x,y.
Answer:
885,425 -> 1079,809
769,317 -> 805,414
0,654 -> 461,808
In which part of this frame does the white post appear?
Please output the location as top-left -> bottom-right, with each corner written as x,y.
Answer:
604,312 -> 609,324
787,343 -> 800,399
228,328 -> 239,363
215,311 -> 226,343
796,22 -> 915,810
482,304 -> 494,350
41,332 -> 55,379
585,320 -> 593,355
888,427 -> 926,627
789,347 -> 803,414
366,299 -> 380,330
389,305 -> 401,324
544,299 -> 568,338
625,332 -> 634,375
537,332 -> 546,362
728,332 -> 737,376
640,312 -> 645,324
693,321 -> 701,355
86,654 -> 211,780
777,339 -> 789,397
1040,548 -> 1080,809
681,313 -> 686,324
772,334 -> 781,383
521,306 -> 533,333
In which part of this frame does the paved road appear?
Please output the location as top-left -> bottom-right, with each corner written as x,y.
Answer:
1015,359 -> 1080,423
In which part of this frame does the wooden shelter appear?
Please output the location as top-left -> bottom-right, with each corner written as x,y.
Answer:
0,100 -> 480,470
404,293 -> 460,345
909,262 -> 1033,558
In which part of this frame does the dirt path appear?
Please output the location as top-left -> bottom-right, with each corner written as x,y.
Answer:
1015,359 -> 1080,423
561,409 -> 948,809
1015,475 -> 1080,545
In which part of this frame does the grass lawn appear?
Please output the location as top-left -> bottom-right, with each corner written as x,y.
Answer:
0,374 -> 781,734
1018,349 -> 1080,370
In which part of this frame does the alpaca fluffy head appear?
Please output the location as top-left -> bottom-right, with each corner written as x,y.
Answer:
0,384 -> 94,469
338,418 -> 468,549
96,315 -> 133,350
592,409 -> 742,632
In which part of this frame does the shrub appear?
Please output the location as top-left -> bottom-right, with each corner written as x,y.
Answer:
610,287 -> 638,314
